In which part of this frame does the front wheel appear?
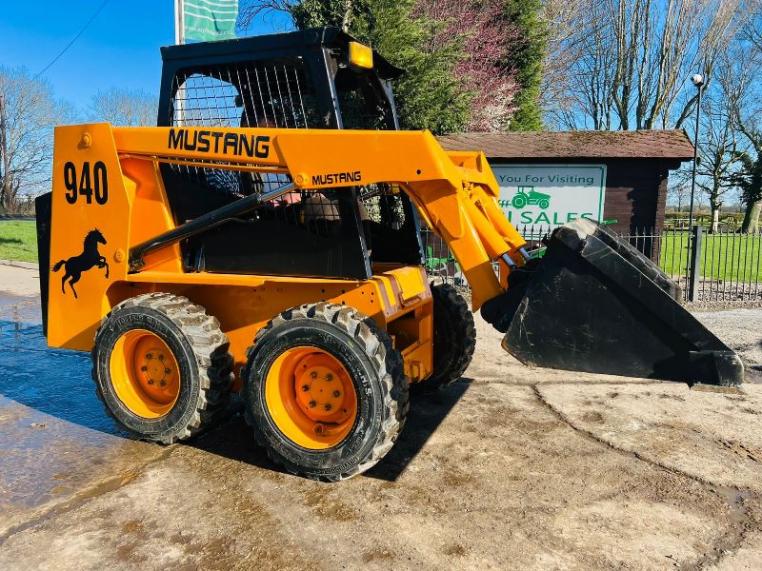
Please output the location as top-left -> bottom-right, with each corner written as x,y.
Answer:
243,303 -> 409,481
92,293 -> 233,444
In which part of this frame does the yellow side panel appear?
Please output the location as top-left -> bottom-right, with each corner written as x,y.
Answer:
47,124 -> 130,350
120,158 -> 182,273
382,266 -> 428,304
106,270 -> 433,389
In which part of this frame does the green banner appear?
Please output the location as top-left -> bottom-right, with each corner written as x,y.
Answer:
184,0 -> 238,42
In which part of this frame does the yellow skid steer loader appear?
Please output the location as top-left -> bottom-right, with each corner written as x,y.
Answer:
35,28 -> 743,480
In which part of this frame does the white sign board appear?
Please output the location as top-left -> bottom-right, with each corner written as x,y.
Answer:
491,164 -> 607,228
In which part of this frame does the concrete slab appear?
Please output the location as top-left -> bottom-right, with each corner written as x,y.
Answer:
0,304 -> 167,537
0,383 -> 744,570
0,267 -> 760,569
536,382 -> 762,492
0,264 -> 40,298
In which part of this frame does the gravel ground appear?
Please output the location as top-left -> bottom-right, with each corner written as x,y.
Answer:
1,264 -> 761,570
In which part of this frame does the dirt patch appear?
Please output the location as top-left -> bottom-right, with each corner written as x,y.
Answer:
2,297 -> 762,569
536,383 -> 762,493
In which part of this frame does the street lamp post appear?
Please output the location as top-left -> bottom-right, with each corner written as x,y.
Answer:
687,73 -> 704,229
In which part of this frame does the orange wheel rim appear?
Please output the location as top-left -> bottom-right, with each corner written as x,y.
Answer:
265,347 -> 358,450
109,329 -> 181,419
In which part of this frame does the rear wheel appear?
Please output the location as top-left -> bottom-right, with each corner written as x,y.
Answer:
419,283 -> 476,390
92,293 -> 233,444
243,303 -> 408,481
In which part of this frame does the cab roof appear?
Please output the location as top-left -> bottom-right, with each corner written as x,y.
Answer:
161,26 -> 403,80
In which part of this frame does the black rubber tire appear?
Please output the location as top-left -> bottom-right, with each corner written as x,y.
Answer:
242,302 -> 409,481
92,293 -> 233,444
420,283 -> 476,390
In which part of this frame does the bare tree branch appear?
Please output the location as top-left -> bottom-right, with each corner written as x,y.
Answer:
543,0 -> 749,131
89,88 -> 157,126
0,67 -> 69,212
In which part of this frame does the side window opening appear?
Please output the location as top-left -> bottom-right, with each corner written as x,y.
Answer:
334,68 -> 394,130
359,185 -> 422,265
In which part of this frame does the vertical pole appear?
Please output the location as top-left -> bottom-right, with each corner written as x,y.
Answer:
175,0 -> 185,45
174,0 -> 186,125
687,83 -> 703,229
0,94 -> 4,179
689,224 -> 703,302
0,94 -> 6,212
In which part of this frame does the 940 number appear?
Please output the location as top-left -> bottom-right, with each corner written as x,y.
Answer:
63,161 -> 108,205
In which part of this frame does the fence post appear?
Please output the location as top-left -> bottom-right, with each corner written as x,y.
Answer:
689,225 -> 703,302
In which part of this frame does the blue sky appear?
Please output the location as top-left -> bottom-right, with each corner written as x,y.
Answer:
0,1 -> 292,107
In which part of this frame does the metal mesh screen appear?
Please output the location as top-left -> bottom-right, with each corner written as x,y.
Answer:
205,169 -> 296,199
167,60 -> 321,202
358,184 -> 406,229
176,185 -> 366,277
171,59 -> 322,129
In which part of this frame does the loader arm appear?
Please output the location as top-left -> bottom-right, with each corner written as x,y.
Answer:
113,126 -> 526,309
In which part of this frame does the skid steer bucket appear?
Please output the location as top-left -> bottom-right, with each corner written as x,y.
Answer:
481,220 -> 743,386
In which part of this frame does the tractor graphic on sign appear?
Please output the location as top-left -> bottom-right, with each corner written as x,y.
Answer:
511,186 -> 550,210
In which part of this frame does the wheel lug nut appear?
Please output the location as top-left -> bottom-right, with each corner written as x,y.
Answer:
146,353 -> 153,360
308,400 -> 317,408
164,368 -> 171,374
147,379 -> 154,385
301,384 -> 309,392
141,366 -> 148,372
325,373 -> 333,381
333,390 -> 341,397
324,403 -> 332,411
310,371 -> 317,379
160,380 -> 167,387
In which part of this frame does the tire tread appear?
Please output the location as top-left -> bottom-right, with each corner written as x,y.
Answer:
92,293 -> 233,444
243,302 -> 409,481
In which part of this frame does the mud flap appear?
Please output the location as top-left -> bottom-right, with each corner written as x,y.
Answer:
481,220 -> 744,386
35,192 -> 52,337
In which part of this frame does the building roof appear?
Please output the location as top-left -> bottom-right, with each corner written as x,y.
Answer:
437,130 -> 694,161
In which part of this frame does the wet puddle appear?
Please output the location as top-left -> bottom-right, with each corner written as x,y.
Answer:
0,318 -> 123,435
0,298 -> 150,523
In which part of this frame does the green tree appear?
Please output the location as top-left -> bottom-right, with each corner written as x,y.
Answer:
503,0 -> 545,131
240,0 -> 470,133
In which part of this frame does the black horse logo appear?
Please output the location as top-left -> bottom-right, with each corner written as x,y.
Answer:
52,229 -> 110,299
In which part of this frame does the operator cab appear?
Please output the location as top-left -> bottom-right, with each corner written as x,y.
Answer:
156,27 -> 424,279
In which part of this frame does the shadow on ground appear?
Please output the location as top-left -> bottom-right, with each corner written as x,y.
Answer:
0,320 -> 125,435
191,381 -> 470,481
365,381 -> 470,481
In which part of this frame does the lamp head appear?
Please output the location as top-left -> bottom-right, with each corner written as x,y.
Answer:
691,74 -> 704,87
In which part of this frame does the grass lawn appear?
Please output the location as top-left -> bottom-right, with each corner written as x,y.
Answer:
659,232 -> 762,282
0,220 -> 38,263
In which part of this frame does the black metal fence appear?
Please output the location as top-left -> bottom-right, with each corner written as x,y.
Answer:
422,225 -> 762,304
